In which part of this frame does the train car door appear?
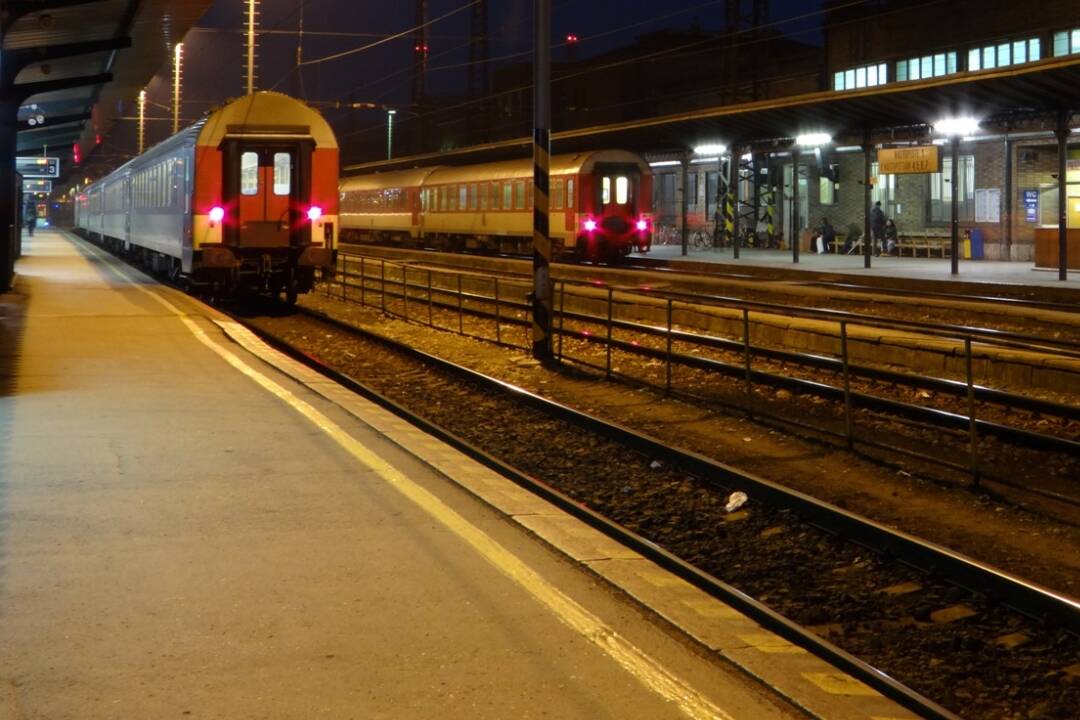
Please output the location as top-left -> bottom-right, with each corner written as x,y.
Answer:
221,138 -> 312,249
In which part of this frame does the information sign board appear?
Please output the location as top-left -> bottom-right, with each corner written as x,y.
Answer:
22,179 -> 52,193
1022,189 -> 1039,224
877,146 -> 941,174
15,156 -> 60,178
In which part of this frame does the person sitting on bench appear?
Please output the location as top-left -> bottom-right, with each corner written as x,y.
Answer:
811,217 -> 836,254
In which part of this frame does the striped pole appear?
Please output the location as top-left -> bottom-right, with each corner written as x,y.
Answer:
532,0 -> 553,360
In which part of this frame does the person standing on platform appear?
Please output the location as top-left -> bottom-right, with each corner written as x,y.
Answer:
870,200 -> 886,256
813,217 -> 836,254
24,199 -> 37,237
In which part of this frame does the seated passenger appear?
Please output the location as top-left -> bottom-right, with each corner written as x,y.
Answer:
814,217 -> 836,254
884,219 -> 898,255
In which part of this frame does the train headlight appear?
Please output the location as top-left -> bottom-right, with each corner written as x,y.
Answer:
307,206 -> 323,222
583,218 -> 597,232
209,206 -> 225,225
636,219 -> 648,232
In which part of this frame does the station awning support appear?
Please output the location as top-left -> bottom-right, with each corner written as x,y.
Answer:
863,132 -> 872,269
791,147 -> 800,264
1055,110 -> 1069,281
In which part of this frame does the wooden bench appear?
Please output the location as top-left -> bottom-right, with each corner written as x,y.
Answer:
898,234 -> 951,258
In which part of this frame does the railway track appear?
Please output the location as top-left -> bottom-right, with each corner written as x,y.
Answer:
243,305 -> 1080,720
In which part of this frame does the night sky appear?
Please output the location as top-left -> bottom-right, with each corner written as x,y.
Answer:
105,0 -> 824,164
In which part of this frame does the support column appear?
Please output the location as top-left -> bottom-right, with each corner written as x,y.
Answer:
950,137 -> 960,275
1055,110 -> 1069,281
791,148 -> 800,264
1003,136 -> 1013,260
531,0 -> 552,359
0,101 -> 18,292
863,133 -> 872,269
730,146 -> 741,259
680,154 -> 689,256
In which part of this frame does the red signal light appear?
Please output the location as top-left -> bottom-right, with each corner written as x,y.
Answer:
566,34 -> 579,44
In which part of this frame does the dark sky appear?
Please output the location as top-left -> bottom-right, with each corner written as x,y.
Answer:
109,0 -> 825,163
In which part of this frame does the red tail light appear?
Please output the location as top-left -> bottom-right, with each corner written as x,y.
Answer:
209,206 -> 225,224
583,218 -> 597,232
636,219 -> 648,231
307,206 -> 323,221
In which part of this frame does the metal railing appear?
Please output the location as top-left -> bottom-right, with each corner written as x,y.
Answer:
323,251 -> 1079,498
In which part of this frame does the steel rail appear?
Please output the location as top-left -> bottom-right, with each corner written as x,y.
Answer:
239,308 -> 962,720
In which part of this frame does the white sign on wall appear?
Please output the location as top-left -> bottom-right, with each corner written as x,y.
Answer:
975,188 -> 1000,223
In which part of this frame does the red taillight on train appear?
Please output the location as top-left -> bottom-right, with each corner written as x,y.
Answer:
636,219 -> 648,231
209,206 -> 225,225
307,206 -> 323,222
583,218 -> 597,232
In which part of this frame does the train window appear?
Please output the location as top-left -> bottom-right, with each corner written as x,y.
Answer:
503,182 -> 512,210
514,181 -> 525,210
552,178 -> 563,210
439,187 -> 447,211
479,183 -> 488,211
615,176 -> 629,205
241,152 -> 259,195
567,178 -> 574,208
458,185 -> 467,210
602,177 -> 611,205
273,153 -> 291,196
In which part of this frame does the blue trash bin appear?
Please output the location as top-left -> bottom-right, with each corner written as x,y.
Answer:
969,228 -> 984,259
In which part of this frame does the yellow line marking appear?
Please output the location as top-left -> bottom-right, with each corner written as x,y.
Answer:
737,633 -> 806,655
75,236 -> 734,720
802,672 -> 880,697
681,599 -> 744,620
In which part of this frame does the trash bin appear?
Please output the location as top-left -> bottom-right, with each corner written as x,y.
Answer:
969,228 -> 985,260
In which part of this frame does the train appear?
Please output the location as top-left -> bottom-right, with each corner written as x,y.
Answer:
339,150 -> 653,260
74,91 -> 339,302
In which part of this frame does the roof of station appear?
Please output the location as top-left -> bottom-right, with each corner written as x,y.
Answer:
5,0 -> 212,177
345,53 -> 1080,174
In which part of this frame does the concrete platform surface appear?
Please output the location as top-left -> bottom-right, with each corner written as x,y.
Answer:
636,244 -> 1080,292
0,231 -> 917,719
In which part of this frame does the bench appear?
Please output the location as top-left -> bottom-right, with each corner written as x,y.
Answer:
898,234 -> 951,258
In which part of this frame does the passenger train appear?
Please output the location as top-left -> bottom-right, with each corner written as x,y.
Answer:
74,92 -> 339,301
339,150 -> 653,260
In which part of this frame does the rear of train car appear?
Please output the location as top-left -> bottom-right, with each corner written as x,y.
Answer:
74,92 -> 338,300
339,149 -> 652,260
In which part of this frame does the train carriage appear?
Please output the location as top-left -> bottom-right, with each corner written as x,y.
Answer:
75,91 -> 338,301
339,149 -> 653,260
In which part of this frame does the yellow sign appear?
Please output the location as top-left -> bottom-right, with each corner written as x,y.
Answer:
878,146 -> 941,174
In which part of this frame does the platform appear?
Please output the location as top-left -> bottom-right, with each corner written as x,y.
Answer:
636,244 -> 1080,298
0,230 -> 918,719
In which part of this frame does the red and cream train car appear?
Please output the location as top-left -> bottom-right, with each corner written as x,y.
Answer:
339,150 -> 653,259
75,92 -> 338,300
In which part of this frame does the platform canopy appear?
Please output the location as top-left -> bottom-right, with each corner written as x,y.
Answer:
345,53 -> 1080,173
3,0 -> 213,180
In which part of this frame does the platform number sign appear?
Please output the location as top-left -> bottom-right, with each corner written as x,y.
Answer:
1022,189 -> 1039,224
15,156 -> 60,178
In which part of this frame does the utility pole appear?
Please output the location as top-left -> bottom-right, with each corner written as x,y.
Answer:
246,0 -> 259,95
172,43 -> 183,133
532,0 -> 552,360
137,90 -> 146,152
468,0 -> 489,99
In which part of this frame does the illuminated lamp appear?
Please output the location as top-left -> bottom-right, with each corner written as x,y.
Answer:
635,219 -> 648,231
307,205 -> 323,221
933,116 -> 980,137
796,133 -> 832,147
694,143 -> 727,156
209,206 -> 225,224
583,218 -> 598,232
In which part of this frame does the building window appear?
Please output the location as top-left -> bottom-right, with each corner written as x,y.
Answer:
968,37 -> 1040,71
1053,29 -> 1080,56
896,52 -> 958,82
819,176 -> 836,205
929,154 -> 975,222
834,62 -> 887,91
705,171 -> 719,219
685,173 -> 697,213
